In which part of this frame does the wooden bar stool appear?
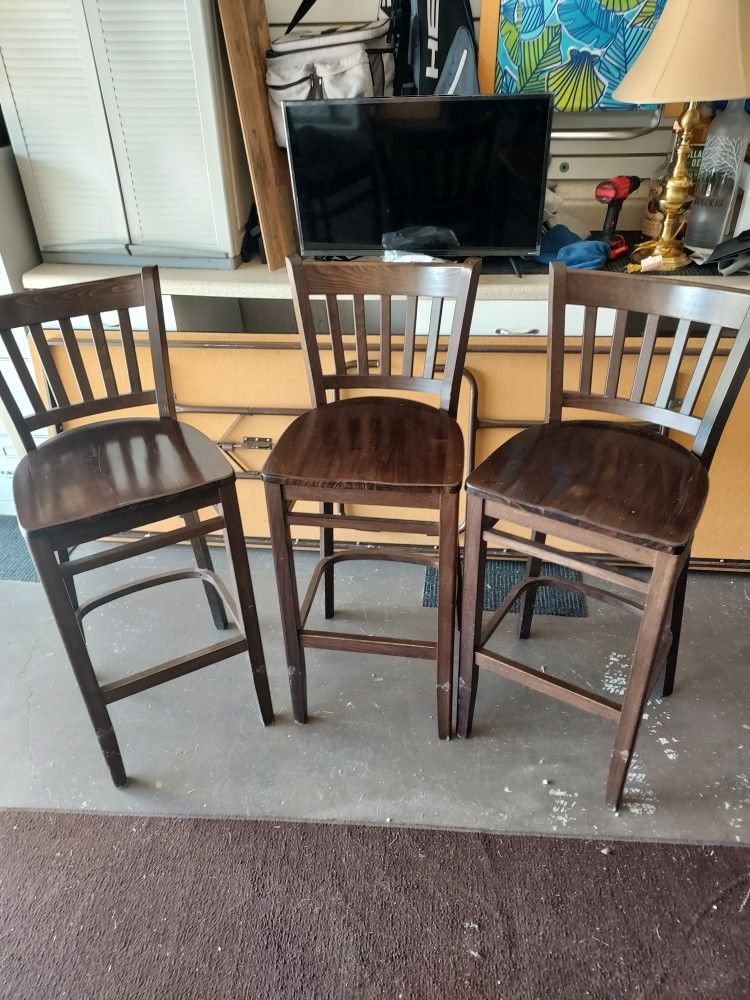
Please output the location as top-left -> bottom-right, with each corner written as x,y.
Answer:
0,268 -> 273,786
262,256 -> 480,739
457,263 -> 750,808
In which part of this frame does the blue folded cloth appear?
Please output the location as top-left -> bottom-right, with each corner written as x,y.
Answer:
537,224 -> 581,263
537,224 -> 609,270
558,239 -> 610,270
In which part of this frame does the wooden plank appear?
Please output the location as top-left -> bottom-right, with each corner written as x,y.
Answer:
59,317 -> 93,401
379,296 -> 391,375
477,0 -> 501,94
28,323 -> 69,408
117,309 -> 142,392
301,630 -> 437,660
89,313 -> 118,396
102,637 -> 248,703
216,0 -> 298,271
325,294 -> 346,375
475,649 -> 622,722
630,313 -> 660,402
353,294 -> 368,374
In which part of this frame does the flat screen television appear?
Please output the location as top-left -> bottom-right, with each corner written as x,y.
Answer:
284,95 -> 553,258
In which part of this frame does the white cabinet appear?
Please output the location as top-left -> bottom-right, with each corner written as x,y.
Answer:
0,0 -> 250,268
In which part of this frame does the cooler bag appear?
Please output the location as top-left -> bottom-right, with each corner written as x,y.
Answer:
266,0 -> 395,147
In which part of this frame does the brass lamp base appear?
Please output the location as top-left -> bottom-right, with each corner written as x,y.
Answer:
631,102 -> 700,272
630,237 -> 691,271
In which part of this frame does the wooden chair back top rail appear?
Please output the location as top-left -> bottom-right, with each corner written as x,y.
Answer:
292,258 -> 479,298
563,268 -> 750,328
0,274 -> 145,329
547,262 -> 750,466
0,267 -> 174,454
287,255 -> 481,415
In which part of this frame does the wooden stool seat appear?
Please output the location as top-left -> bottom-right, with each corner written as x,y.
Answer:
0,268 -> 273,787
457,264 -> 750,810
14,418 -> 233,535
467,421 -> 708,553
263,397 -> 464,494
264,256 -> 480,740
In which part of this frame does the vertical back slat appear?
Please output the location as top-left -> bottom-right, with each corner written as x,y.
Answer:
630,313 -> 660,403
438,264 -> 481,414
59,317 -> 93,401
117,309 -> 142,393
353,294 -> 368,374
423,296 -> 443,378
403,295 -> 418,377
0,328 -> 45,414
655,318 -> 692,410
604,309 -> 628,398
693,312 -> 750,465
27,323 -> 69,408
0,369 -> 35,453
89,313 -> 118,396
546,263 -> 567,421
325,294 -> 347,376
579,306 -> 597,394
142,267 -> 176,418
379,295 -> 391,375
680,323 -> 723,416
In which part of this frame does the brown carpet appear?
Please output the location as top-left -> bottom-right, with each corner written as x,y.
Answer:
0,811 -> 748,1000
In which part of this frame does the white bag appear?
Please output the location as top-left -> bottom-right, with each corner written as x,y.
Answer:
266,4 -> 395,148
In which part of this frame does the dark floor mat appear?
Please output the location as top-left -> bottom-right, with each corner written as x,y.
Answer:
1,810 -> 747,1000
0,515 -> 37,582
423,559 -> 586,616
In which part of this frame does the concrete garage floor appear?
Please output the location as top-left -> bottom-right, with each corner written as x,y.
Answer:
0,542 -> 747,844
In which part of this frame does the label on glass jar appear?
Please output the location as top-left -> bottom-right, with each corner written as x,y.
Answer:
686,143 -> 705,182
642,179 -> 664,239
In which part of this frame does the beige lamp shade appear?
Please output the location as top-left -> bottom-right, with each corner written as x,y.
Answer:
613,0 -> 750,104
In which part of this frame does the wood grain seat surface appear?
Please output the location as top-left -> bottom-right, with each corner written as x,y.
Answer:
466,420 -> 709,553
14,418 -> 233,535
262,397 -> 465,494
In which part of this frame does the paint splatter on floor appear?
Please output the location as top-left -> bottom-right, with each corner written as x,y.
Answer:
602,651 -> 629,697
548,787 -> 579,829
623,752 -> 658,816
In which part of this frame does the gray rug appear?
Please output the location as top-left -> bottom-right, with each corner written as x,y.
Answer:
423,559 -> 586,616
0,515 -> 37,582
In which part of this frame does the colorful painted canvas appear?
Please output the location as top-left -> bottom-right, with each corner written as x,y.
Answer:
495,0 -> 666,110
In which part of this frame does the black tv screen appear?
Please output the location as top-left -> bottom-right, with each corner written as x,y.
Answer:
284,95 -> 552,258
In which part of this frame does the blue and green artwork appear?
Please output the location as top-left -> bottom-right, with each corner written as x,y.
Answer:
495,0 -> 667,110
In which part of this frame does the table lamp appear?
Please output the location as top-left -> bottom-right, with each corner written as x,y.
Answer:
613,0 -> 750,271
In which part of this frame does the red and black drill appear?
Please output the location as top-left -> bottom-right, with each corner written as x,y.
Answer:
595,175 -> 641,259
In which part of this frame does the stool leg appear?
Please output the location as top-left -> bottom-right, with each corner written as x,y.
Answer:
219,483 -> 273,726
436,492 -> 459,740
57,546 -> 79,611
517,532 -> 546,639
265,481 -> 308,723
605,551 -> 683,810
321,502 -> 334,620
27,534 -> 127,787
662,557 -> 689,698
183,511 -> 229,631
457,492 -> 487,738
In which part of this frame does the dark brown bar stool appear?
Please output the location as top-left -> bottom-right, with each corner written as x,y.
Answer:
457,263 -> 750,808
262,256 -> 480,739
0,268 -> 273,786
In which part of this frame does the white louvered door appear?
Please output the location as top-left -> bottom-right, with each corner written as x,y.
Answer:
0,0 -> 130,255
82,0 -> 249,260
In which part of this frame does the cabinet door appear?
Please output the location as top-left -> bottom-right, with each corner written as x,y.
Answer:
0,0 -> 130,255
83,0 -> 249,260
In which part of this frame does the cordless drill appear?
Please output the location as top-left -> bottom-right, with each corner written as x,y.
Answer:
595,175 -> 641,259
